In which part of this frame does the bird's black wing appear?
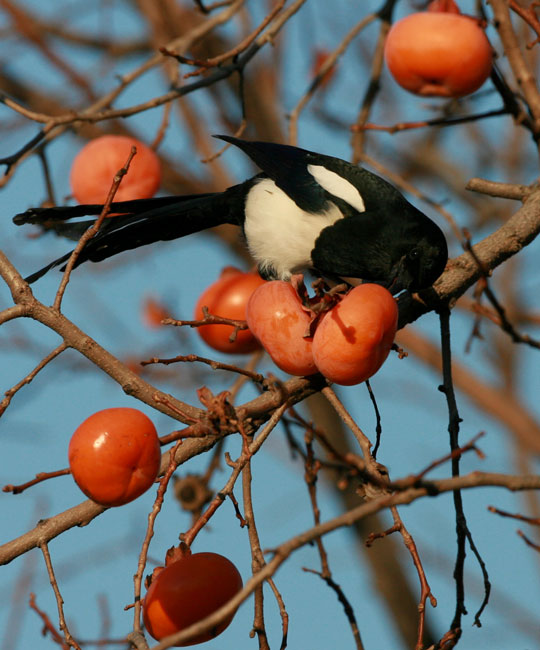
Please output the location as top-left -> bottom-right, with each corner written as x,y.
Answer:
215,135 -> 411,216
312,211 -> 396,282
312,206 -> 448,292
215,135 -> 332,214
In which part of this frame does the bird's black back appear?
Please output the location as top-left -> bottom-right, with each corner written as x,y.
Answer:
216,135 -> 406,215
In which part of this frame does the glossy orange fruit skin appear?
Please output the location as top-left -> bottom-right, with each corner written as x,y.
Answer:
143,552 -> 243,646
246,281 -> 318,376
68,408 -> 161,506
384,12 -> 492,98
70,135 -> 161,204
194,269 -> 266,354
312,284 -> 398,386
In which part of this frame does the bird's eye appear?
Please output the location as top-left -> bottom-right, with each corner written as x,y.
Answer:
408,248 -> 420,260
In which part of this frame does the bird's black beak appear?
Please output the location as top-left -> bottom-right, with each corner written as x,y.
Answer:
387,255 -> 415,295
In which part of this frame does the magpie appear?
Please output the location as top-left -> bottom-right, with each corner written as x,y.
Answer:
13,135 -> 448,292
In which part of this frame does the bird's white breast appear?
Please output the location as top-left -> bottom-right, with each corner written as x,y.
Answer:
244,178 -> 345,279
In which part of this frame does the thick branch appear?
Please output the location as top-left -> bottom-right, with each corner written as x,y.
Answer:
399,187 -> 540,326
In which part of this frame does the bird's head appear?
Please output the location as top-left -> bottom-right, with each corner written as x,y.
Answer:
389,236 -> 448,294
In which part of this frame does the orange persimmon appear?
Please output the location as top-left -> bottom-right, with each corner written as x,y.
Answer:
246,280 -> 318,376
312,284 -> 398,386
143,550 -> 242,646
194,268 -> 265,354
70,135 -> 161,204
68,408 -> 161,506
384,1 -> 492,98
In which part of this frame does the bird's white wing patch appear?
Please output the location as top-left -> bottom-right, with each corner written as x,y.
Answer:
307,164 -> 365,213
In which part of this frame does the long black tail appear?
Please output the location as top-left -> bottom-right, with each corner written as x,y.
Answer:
14,182 -> 252,283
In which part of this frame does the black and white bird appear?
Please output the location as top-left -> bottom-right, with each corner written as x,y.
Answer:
13,135 -> 448,292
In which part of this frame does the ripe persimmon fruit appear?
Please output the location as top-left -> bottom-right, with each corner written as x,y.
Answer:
70,135 -> 161,205
245,280 -> 318,376
68,407 -> 161,506
384,0 -> 492,98
143,550 -> 242,646
194,268 -> 266,354
247,281 -> 397,385
312,284 -> 398,386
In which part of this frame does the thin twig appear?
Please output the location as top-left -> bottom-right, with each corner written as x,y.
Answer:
53,147 -> 138,310
365,380 -> 382,459
439,305 -> 466,638
29,593 -> 68,649
163,309 -> 249,337
490,0 -> 540,132
40,542 -> 82,649
0,342 -> 68,416
391,433 -> 486,490
487,505 -> 540,525
242,458 -> 270,650
357,108 -> 509,135
350,2 -> 395,161
3,468 -> 71,495
141,352 -> 265,383
517,530 -> 540,552
321,386 -> 375,470
303,567 -> 364,649
466,177 -> 533,200
166,0 -> 288,79
439,307 -> 491,631
227,349 -> 265,402
508,0 -> 540,48
303,428 -> 363,649
389,507 -> 437,650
